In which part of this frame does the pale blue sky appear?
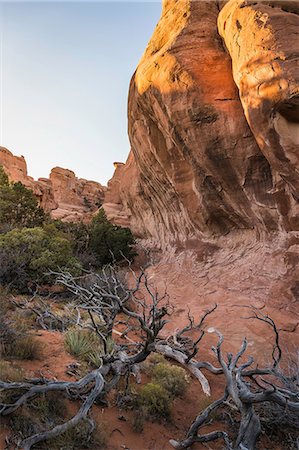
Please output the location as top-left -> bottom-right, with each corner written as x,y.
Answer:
0,1 -> 161,184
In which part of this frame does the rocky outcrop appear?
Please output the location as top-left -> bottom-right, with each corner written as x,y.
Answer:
0,147 -> 57,212
49,167 -> 105,222
0,147 -> 106,222
103,0 -> 299,247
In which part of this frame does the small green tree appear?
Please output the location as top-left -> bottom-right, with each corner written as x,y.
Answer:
52,220 -> 90,258
89,209 -> 135,266
0,225 -> 81,291
0,166 -> 46,232
0,166 -> 9,187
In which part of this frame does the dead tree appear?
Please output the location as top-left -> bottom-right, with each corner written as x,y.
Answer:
0,265 -> 172,449
155,304 -> 218,396
1,265 -> 298,450
169,310 -> 299,450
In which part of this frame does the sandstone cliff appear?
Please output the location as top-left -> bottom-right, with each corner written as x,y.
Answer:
103,0 -> 299,246
102,0 -> 299,345
0,147 -> 106,222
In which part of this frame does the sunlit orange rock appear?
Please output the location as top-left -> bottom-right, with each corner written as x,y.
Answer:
105,0 -> 299,246
218,0 -> 299,230
102,0 -> 299,351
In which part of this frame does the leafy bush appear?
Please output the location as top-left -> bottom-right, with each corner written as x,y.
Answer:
89,209 -> 136,266
0,225 -> 81,291
139,383 -> 171,419
132,405 -> 147,433
10,413 -> 40,439
52,220 -> 94,267
0,286 -> 16,314
0,302 -> 41,360
0,166 -> 46,232
152,363 -> 189,397
142,353 -> 167,374
51,212 -> 136,269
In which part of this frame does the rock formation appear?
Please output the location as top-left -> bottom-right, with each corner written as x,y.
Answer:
0,147 -> 106,222
102,0 -> 299,346
49,167 -> 105,222
218,0 -> 299,231
0,146 -> 58,212
103,0 -> 299,246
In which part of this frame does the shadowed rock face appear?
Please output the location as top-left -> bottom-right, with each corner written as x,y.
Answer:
218,0 -> 299,231
104,0 -> 299,247
0,147 -> 106,222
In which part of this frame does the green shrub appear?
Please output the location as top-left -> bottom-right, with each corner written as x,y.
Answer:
10,414 -> 106,450
9,397 -> 106,449
10,413 -> 40,438
139,383 -> 171,419
52,220 -> 93,267
7,334 -> 42,360
46,420 -> 107,449
0,286 -> 16,314
64,328 -> 107,367
0,361 -> 25,404
0,360 -> 24,382
29,392 -> 66,422
0,166 -> 46,232
141,353 -> 167,374
132,405 -> 147,433
65,329 -> 96,359
0,319 -> 18,357
152,363 -> 189,398
0,225 -> 81,291
89,209 -> 136,266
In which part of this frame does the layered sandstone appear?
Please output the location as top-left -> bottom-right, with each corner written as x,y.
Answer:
102,0 -> 299,348
0,147 -> 106,222
218,0 -> 299,230
49,167 -> 105,222
104,0 -> 299,247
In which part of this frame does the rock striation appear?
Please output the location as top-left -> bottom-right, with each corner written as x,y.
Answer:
102,0 -> 299,352
103,0 -> 299,247
218,0 -> 299,231
0,147 -> 106,222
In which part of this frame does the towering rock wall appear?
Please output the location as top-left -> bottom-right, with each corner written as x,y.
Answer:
0,147 -> 106,222
218,0 -> 299,231
104,0 -> 299,247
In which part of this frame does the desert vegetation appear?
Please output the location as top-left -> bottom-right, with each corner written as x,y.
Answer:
0,166 -> 298,450
0,165 -> 135,293
0,263 -> 298,449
